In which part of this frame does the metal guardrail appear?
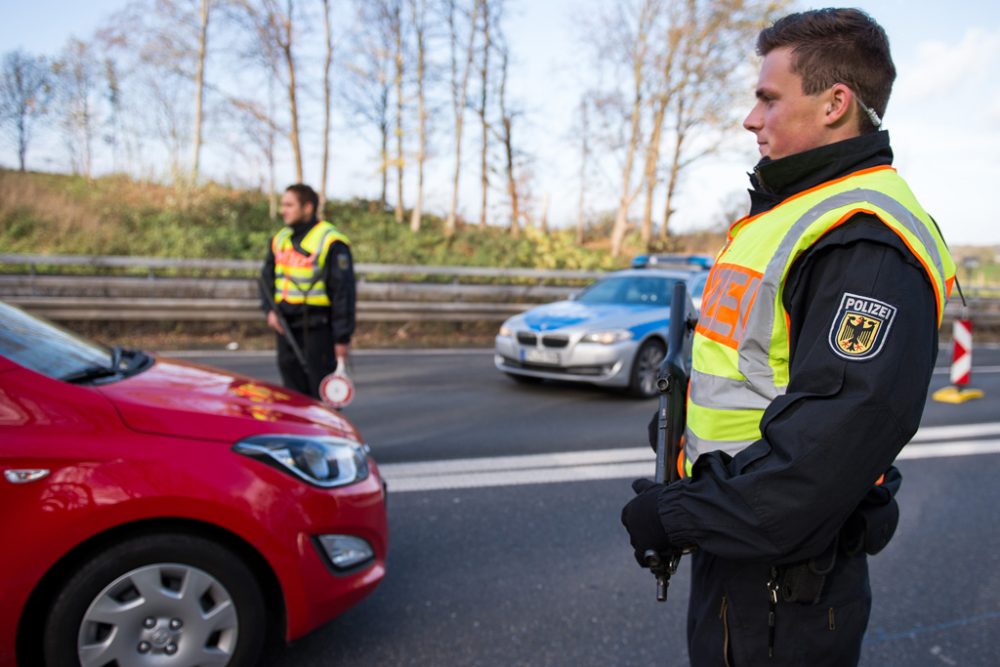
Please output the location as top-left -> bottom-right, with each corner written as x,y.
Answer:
1,253 -> 998,326
0,253 -> 605,281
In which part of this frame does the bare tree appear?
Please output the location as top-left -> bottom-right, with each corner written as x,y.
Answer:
491,7 -> 522,238
657,0 -> 785,241
606,0 -> 660,258
54,39 -> 101,178
235,0 -> 305,182
320,0 -> 333,211
391,0 -> 406,223
444,0 -> 482,236
575,96 -> 591,245
0,50 -> 51,172
190,0 -> 211,182
344,0 -> 395,208
408,0 -> 429,232
477,0 -> 492,228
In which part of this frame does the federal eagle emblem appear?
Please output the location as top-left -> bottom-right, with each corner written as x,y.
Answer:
828,293 -> 897,361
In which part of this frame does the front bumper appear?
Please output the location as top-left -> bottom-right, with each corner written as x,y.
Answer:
494,333 -> 638,387
265,461 -> 388,641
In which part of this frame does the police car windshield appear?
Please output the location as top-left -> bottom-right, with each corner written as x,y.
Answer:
577,275 -> 678,306
0,301 -> 118,381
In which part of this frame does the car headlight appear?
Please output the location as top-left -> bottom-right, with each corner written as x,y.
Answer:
498,323 -> 514,337
234,434 -> 369,488
580,329 -> 634,345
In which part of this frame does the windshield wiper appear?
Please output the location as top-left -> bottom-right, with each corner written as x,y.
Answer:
60,364 -> 120,384
109,345 -> 124,370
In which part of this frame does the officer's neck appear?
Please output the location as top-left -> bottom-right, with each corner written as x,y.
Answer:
748,131 -> 892,215
288,215 -> 318,238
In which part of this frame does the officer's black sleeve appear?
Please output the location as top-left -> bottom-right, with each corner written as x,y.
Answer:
260,244 -> 276,312
656,218 -> 939,563
324,241 -> 356,344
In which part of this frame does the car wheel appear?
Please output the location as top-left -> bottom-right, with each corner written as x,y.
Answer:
628,339 -> 665,398
504,372 -> 543,385
42,532 -> 267,667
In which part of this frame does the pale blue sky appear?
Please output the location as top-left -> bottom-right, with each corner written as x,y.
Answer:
2,0 -> 999,245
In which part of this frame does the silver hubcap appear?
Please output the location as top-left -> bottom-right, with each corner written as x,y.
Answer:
78,563 -> 239,667
638,344 -> 665,396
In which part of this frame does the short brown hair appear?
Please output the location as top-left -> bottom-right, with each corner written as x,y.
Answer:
285,183 -> 319,213
756,8 -> 895,133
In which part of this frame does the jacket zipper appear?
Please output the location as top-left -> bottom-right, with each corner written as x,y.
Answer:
767,567 -> 780,658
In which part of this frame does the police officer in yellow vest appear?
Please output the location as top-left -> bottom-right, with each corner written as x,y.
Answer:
261,183 -> 356,398
620,9 -> 955,666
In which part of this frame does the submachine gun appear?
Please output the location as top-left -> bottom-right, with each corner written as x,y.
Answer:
643,280 -> 697,602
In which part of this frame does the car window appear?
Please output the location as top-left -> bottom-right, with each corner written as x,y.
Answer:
689,272 -> 708,299
577,276 -> 678,306
0,301 -> 111,379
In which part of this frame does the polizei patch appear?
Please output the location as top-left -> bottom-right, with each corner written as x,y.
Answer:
828,293 -> 897,361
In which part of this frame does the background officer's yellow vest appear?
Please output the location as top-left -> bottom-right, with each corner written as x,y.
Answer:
684,166 -> 956,475
272,221 -> 350,306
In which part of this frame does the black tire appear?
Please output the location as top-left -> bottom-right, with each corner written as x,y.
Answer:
504,372 -> 544,385
42,532 -> 267,667
627,339 -> 665,398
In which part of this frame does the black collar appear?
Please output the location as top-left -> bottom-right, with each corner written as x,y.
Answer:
288,216 -> 319,241
747,131 -> 893,216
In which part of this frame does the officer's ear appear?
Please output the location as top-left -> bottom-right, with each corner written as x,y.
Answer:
823,83 -> 853,128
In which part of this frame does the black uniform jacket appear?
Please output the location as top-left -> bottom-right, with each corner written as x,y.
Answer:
658,131 -> 939,564
260,218 -> 356,345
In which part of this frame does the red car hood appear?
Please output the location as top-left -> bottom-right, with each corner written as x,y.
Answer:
98,356 -> 361,443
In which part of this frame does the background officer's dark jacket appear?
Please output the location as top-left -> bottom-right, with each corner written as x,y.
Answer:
260,217 -> 356,345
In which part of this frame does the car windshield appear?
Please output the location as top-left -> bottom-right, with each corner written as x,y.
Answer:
577,275 -> 679,306
0,301 -> 116,380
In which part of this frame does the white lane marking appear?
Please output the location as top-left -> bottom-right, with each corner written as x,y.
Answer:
910,422 -> 1000,442
897,439 -> 1000,460
932,365 -> 1000,375
381,432 -> 1000,493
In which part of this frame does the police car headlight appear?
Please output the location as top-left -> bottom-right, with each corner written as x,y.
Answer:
498,324 -> 514,337
234,435 -> 369,488
581,329 -> 634,345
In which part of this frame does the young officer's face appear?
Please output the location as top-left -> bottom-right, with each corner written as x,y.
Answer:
743,46 -> 831,161
280,192 -> 314,225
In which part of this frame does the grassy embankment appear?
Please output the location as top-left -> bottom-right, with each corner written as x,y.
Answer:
0,169 -> 727,348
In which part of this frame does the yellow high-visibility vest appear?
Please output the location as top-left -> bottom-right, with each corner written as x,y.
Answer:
683,165 -> 956,476
272,221 -> 351,307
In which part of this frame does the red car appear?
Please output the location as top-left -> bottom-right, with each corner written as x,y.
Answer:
0,302 -> 388,667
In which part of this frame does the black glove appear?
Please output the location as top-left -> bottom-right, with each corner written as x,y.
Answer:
621,478 -> 673,566
841,466 -> 902,556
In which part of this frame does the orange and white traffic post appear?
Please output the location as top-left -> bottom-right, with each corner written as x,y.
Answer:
933,318 -> 985,404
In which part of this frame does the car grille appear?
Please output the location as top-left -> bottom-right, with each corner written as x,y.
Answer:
541,335 -> 569,349
516,332 -> 538,345
500,358 -> 609,376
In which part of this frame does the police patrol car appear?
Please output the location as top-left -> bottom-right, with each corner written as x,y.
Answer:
494,255 -> 710,398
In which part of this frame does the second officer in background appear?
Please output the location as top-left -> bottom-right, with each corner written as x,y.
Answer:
261,183 -> 356,399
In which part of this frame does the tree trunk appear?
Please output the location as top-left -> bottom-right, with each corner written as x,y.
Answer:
640,93 -> 668,247
445,0 -> 482,237
576,98 -> 589,245
393,0 -> 405,224
282,0 -> 303,182
660,97 -> 686,242
320,0 -> 333,213
190,0 -> 210,183
478,0 -> 490,229
409,0 -> 427,232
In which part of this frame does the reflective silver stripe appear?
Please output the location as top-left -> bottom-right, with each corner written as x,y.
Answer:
684,427 -> 756,461
740,186 -> 944,397
689,369 -> 772,411
278,286 -> 327,298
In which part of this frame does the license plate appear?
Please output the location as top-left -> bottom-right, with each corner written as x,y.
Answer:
522,348 -> 560,365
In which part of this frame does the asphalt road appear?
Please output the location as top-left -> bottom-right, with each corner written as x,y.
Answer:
170,346 -> 1000,667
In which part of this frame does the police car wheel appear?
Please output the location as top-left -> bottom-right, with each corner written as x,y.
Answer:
628,339 -> 665,398
41,532 -> 267,667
